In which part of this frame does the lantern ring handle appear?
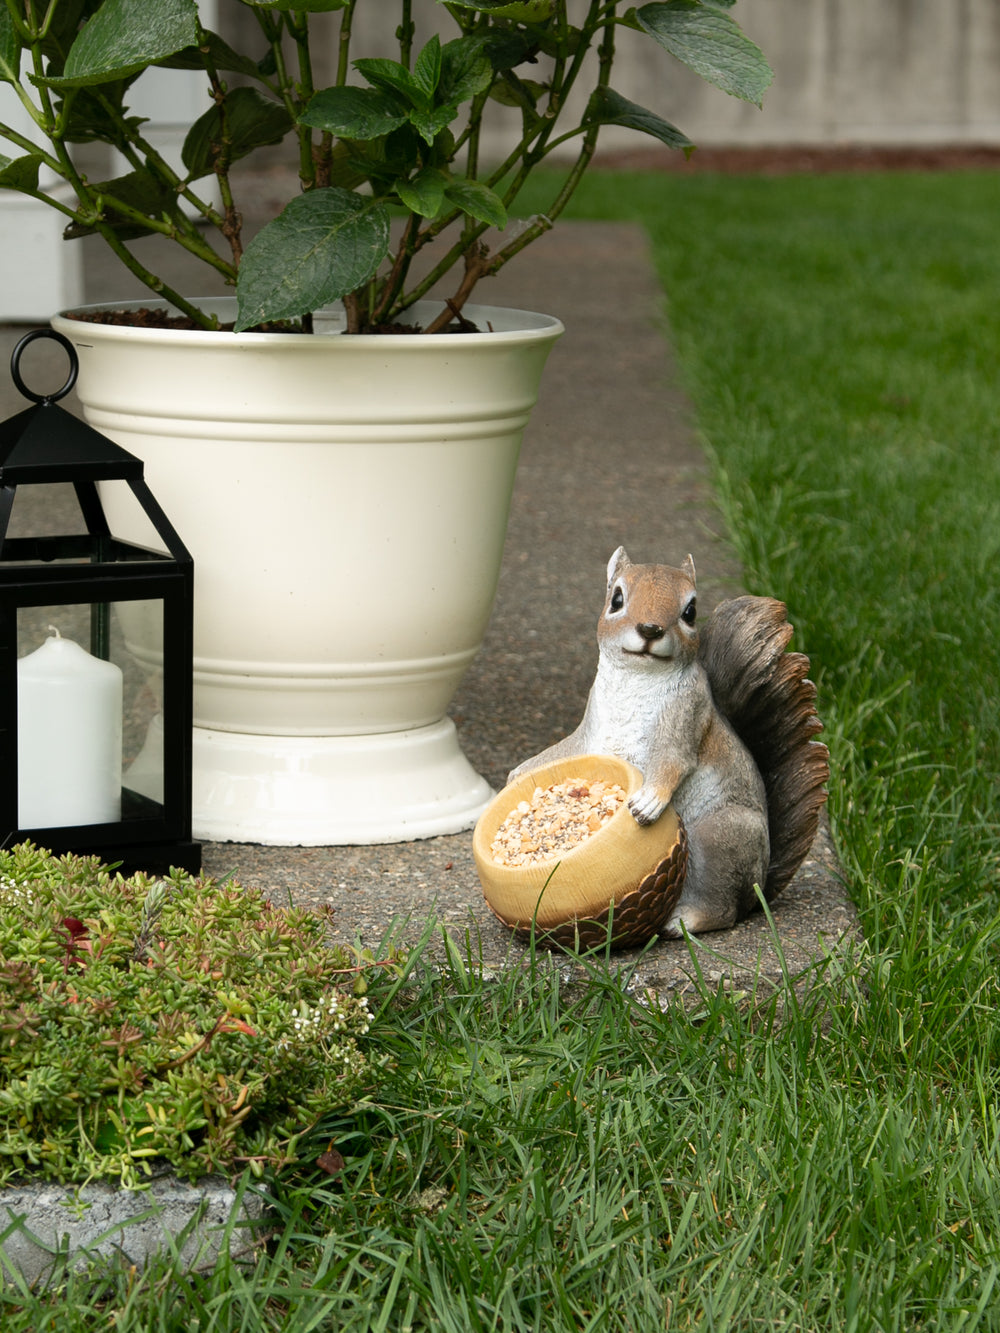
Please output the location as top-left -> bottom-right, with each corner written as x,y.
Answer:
10,329 -> 79,405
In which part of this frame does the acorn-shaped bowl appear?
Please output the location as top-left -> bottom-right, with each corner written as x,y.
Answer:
473,755 -> 688,950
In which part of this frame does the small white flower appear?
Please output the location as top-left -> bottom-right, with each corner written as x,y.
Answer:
0,876 -> 33,906
282,989 -> 372,1048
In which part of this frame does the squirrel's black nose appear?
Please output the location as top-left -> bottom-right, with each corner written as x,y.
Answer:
637,622 -> 665,642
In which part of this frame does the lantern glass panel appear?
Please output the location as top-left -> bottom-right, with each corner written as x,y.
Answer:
16,598 -> 167,832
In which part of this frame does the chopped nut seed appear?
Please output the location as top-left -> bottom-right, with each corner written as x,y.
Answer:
490,778 -> 627,866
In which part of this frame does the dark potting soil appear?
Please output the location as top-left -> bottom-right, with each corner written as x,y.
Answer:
62,307 -> 488,335
63,307 -> 310,334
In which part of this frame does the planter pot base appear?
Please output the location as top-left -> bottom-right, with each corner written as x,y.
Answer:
191,718 -> 493,845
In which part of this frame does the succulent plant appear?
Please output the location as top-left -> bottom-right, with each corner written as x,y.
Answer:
0,842 -> 396,1187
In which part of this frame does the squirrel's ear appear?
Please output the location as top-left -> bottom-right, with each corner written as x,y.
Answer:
682,554 -> 696,585
607,546 -> 630,584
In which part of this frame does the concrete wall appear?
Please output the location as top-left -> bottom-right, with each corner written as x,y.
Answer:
221,1 -> 1000,151
676,0 -> 1000,147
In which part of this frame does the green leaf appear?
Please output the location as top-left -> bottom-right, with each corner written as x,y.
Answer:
156,30 -> 265,80
396,167 -> 447,218
442,0 -> 556,18
62,169 -> 181,240
57,82 -> 144,146
409,104 -> 459,148
53,0 -> 200,88
426,126 -> 457,170
489,73 -> 545,112
412,35 -> 442,104
0,153 -> 43,191
636,1 -> 773,107
243,0 -> 350,10
182,87 -> 293,179
479,29 -> 537,72
584,86 -> 694,153
444,178 -> 507,230
37,0 -> 102,69
342,122 -> 424,186
354,57 -> 424,108
300,86 -> 409,141
235,187 -> 390,331
330,135 -> 408,189
439,37 -> 494,106
327,141 -> 371,191
0,9 -> 21,85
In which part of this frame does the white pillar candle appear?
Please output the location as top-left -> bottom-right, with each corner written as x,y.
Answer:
17,628 -> 123,828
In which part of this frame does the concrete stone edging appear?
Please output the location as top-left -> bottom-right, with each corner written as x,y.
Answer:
0,1173 -> 269,1288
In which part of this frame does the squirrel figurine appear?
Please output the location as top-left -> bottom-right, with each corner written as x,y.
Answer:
508,548 -> 829,936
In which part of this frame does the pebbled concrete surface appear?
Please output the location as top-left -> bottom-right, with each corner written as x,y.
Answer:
1,188 -> 857,1001
191,211 -> 857,996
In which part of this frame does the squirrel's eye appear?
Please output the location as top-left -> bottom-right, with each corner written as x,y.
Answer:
681,597 -> 697,626
609,586 -> 624,612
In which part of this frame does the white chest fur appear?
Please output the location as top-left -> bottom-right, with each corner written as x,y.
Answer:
585,656 -> 689,770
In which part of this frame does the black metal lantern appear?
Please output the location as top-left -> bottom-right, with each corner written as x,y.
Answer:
0,329 -> 200,876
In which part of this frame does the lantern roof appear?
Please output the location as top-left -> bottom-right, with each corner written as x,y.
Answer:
0,397 -> 144,486
0,329 -> 192,572
0,327 -> 146,487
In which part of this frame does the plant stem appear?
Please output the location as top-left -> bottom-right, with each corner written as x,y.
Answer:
0,118 -> 61,174
398,0 -> 414,69
90,228 -> 221,325
4,0 -> 37,42
463,86 -> 489,185
337,0 -> 357,84
422,243 -> 491,333
370,212 -> 420,327
487,13 -> 615,281
197,23 -> 244,268
14,25 -> 218,325
399,0 -> 617,321
528,0 -> 608,164
289,7 -> 320,189
343,290 -> 361,335
94,192 -> 237,281
395,220 -> 489,315
255,8 -> 313,190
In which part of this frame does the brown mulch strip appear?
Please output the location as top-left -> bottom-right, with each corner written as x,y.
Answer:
593,143 -> 1000,175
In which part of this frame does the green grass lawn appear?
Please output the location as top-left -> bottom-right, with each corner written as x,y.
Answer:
558,168 -> 1000,941
5,170 -> 1000,1330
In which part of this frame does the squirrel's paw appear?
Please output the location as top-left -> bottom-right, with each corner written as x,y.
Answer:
662,903 -> 738,938
628,785 -> 668,826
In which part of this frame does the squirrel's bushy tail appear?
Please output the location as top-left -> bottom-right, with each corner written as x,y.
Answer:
699,596 -> 829,901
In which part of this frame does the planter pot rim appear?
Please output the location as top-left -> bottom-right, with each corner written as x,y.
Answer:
54,297 -> 564,349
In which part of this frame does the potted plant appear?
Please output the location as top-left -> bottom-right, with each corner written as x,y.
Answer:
0,0 -> 771,846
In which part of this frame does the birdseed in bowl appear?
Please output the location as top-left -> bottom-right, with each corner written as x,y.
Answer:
489,778 -> 628,866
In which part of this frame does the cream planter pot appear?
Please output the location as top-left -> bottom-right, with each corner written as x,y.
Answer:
51,300 -> 563,845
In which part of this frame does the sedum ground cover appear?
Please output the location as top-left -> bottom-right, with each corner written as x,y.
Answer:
0,845 -> 377,1188
3,168 -> 1000,1329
